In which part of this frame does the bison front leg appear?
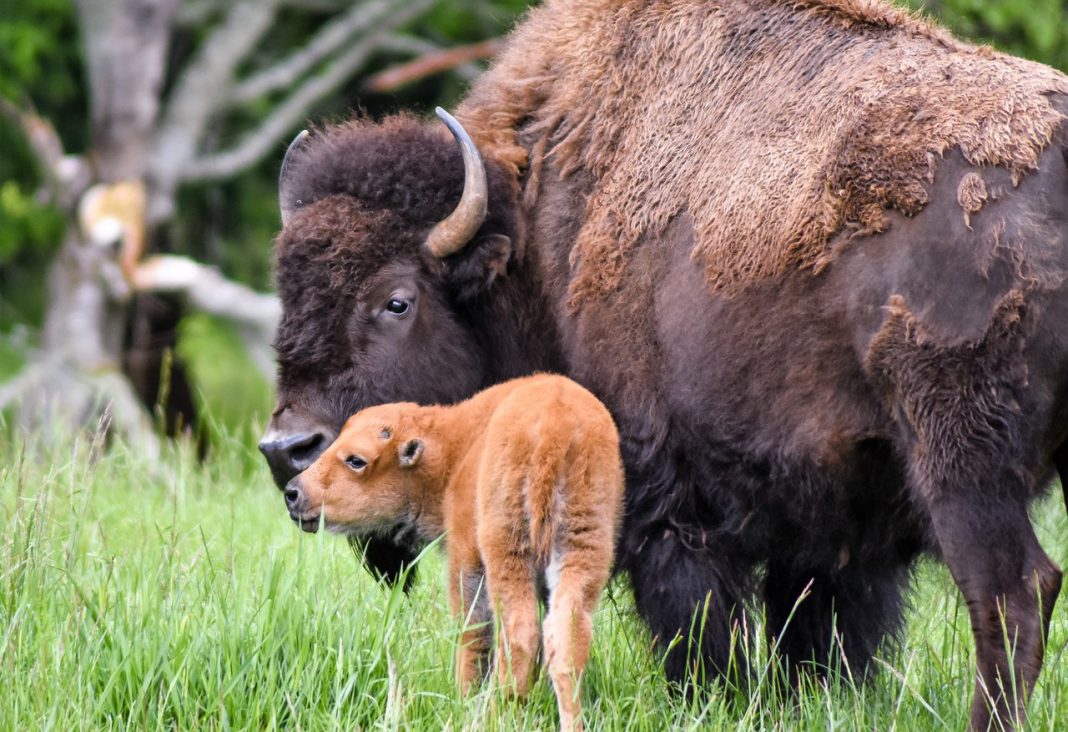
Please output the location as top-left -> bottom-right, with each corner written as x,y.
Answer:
925,495 -> 1061,730
625,527 -> 748,690
1054,445 -> 1068,516
763,559 -> 908,682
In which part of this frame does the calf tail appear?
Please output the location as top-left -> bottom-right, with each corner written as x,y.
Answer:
526,427 -> 572,563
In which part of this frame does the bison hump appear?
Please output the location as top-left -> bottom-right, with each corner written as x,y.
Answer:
458,0 -> 1068,303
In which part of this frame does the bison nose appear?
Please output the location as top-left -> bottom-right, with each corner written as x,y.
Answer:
259,431 -> 329,488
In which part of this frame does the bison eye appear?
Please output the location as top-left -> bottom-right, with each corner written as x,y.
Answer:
385,298 -> 410,316
345,455 -> 367,471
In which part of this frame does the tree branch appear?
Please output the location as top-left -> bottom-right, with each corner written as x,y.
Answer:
179,0 -> 437,183
132,255 -> 280,376
132,255 -> 279,330
89,372 -> 162,459
230,0 -> 405,105
75,0 -> 179,182
280,0 -> 355,9
150,0 -> 281,220
0,97 -> 90,209
175,0 -> 224,26
364,38 -> 501,92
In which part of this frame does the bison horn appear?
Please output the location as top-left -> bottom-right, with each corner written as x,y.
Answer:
279,129 -> 310,227
426,107 -> 488,258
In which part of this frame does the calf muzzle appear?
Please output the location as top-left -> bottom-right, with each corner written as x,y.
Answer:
284,477 -> 321,533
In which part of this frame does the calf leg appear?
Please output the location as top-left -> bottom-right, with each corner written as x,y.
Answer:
483,549 -> 541,698
764,560 -> 908,682
626,529 -> 747,689
543,554 -> 612,732
448,557 -> 493,693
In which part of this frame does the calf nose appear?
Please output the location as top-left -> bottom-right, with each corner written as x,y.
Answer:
284,486 -> 301,511
258,431 -> 329,488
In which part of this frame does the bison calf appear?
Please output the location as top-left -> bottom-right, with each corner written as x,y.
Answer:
285,374 -> 624,731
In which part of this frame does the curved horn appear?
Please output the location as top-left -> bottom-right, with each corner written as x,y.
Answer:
279,129 -> 310,227
426,107 -> 488,258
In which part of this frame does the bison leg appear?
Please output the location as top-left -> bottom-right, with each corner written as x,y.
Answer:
763,560 -> 907,682
626,529 -> 747,690
866,289 -> 1065,728
925,494 -> 1061,730
543,557 -> 608,732
1055,445 -> 1068,516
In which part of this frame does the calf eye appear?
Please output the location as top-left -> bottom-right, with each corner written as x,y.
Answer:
345,455 -> 367,471
385,298 -> 410,316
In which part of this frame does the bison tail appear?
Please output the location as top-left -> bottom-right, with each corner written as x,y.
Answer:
526,430 -> 572,564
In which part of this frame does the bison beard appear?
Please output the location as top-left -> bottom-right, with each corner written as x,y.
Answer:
265,1 -> 1068,729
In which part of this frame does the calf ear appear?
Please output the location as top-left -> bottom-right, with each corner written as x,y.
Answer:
398,438 -> 424,467
444,234 -> 512,301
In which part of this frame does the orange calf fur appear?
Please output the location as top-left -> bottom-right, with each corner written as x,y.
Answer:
288,374 -> 624,731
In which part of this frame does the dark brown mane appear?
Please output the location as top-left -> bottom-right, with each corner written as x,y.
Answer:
458,0 -> 1068,304
273,115 -> 521,376
278,114 -> 517,239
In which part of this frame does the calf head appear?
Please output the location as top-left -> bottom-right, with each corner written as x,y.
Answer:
285,404 -> 428,535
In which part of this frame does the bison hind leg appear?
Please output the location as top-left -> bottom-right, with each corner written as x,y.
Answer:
867,292 -> 1064,729
762,559 -> 909,685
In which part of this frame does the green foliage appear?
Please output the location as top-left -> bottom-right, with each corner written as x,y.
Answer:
0,330 -> 26,382
176,313 -> 274,448
0,0 -> 81,104
908,0 -> 1068,72
0,0 -> 81,325
419,0 -> 531,42
2,430 -> 1068,729
0,180 -> 64,264
0,177 -> 59,331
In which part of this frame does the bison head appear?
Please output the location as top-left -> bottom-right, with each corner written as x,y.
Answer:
259,109 -> 524,584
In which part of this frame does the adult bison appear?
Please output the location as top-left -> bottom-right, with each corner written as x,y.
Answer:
259,0 -> 1068,727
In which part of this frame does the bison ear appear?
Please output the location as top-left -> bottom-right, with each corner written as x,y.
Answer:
398,438 -> 424,468
444,233 -> 512,301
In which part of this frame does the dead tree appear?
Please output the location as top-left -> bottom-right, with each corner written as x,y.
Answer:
1,0 -> 475,448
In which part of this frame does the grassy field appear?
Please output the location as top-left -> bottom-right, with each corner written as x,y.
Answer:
3,422 -> 1068,731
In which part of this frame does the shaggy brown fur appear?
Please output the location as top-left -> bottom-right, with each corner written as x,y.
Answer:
957,172 -> 988,228
285,374 -> 624,732
457,0 -> 1068,303
261,3 -> 1068,729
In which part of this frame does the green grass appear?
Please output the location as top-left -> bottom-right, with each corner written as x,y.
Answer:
2,422 -> 1067,731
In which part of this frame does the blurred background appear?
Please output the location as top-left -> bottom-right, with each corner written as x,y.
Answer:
1,0 -> 1066,457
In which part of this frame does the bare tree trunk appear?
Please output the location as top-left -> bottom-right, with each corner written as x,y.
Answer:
78,0 -> 178,181
13,0 -> 180,450
4,0 -> 461,450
